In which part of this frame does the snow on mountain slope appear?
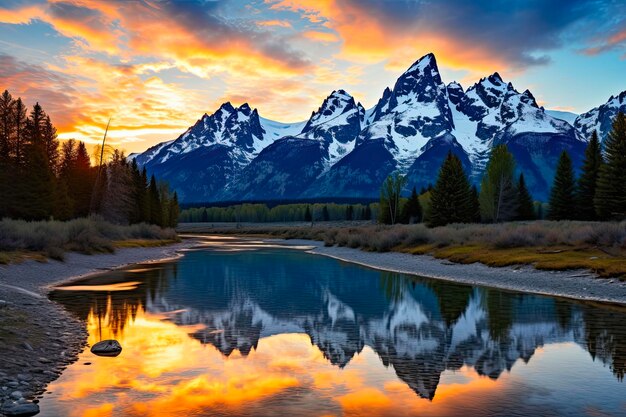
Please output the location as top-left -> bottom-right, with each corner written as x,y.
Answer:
546,110 -> 578,125
357,53 -> 455,170
574,91 -> 626,142
218,90 -> 366,201
144,102 -> 273,167
298,89 -> 365,168
260,117 -> 307,140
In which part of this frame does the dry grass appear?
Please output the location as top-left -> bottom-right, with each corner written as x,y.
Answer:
113,239 -> 180,248
0,216 -> 178,263
183,221 -> 626,279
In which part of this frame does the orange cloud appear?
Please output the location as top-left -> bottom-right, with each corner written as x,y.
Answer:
0,1 -> 123,54
266,0 -> 533,82
302,30 -> 340,43
258,19 -> 293,28
583,29 -> 626,56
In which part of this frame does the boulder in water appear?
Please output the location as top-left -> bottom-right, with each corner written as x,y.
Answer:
90,340 -> 122,357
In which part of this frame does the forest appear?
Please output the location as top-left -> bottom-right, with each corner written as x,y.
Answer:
0,89 -> 179,228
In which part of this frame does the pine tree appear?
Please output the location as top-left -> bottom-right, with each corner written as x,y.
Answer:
548,151 -> 576,220
42,114 -> 59,174
72,141 -> 94,217
304,205 -> 312,222
13,98 -> 27,166
400,186 -> 422,223
364,205 -> 372,221
53,178 -> 74,220
346,205 -> 353,221
594,112 -> 626,220
428,152 -> 473,227
148,174 -> 162,225
576,131 -> 603,220
322,205 -> 330,221
14,103 -> 56,219
0,90 -> 14,159
201,208 -> 209,223
469,185 -> 481,223
479,144 -> 517,222
167,192 -> 180,227
101,150 -> 135,224
515,173 -> 535,220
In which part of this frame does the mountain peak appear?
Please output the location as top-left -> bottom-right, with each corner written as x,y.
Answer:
405,52 -> 438,76
489,72 -> 503,83
218,101 -> 235,113
302,89 -> 357,133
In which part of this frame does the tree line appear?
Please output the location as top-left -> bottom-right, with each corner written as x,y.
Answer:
379,112 -> 626,227
0,89 -> 179,227
180,202 -> 375,223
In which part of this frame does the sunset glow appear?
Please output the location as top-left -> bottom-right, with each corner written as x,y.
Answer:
1,0 -> 625,153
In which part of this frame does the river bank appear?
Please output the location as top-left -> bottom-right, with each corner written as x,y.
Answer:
1,231 -> 626,415
298,241 -> 626,306
0,240 -> 195,416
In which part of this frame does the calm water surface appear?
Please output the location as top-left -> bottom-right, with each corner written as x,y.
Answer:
41,237 -> 626,416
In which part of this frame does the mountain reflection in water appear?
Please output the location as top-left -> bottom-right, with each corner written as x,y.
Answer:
43,243 -> 626,417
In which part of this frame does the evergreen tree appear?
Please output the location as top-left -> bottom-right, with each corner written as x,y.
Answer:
201,208 -> 209,223
101,150 -> 135,224
0,90 -> 14,218
322,205 -> 330,221
0,90 -> 14,159
14,103 -> 55,219
594,112 -> 626,220
129,159 -> 147,224
148,175 -> 162,225
428,152 -> 473,227
548,151 -> 576,220
515,173 -> 535,220
42,114 -> 59,174
13,98 -> 27,166
364,205 -> 372,221
72,141 -> 94,217
479,144 -> 517,222
304,205 -> 312,222
168,192 -> 180,227
53,178 -> 74,220
400,187 -> 422,224
577,131 -> 603,220
469,185 -> 481,223
346,205 -> 353,221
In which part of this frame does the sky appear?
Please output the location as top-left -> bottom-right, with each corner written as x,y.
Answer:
1,0 -> 625,154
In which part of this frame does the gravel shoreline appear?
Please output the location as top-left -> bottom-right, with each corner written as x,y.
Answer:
0,241 -> 195,416
1,236 -> 625,415
291,240 -> 626,306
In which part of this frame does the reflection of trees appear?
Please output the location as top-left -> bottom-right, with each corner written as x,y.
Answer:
483,290 -> 515,342
50,262 -> 177,337
427,280 -> 473,326
583,306 -> 626,381
380,271 -> 410,302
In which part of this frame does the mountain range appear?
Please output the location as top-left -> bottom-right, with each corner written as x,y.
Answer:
132,53 -> 626,203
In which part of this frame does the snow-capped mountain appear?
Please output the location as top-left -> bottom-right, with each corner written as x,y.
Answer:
137,102 -> 304,202
546,110 -> 578,125
215,90 -> 366,201
133,52 -> 625,203
574,91 -> 626,142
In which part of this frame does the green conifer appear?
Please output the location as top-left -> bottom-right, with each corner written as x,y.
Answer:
576,131 -> 603,220
428,152 -> 473,227
548,151 -> 576,220
594,112 -> 626,219
516,173 -> 535,220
